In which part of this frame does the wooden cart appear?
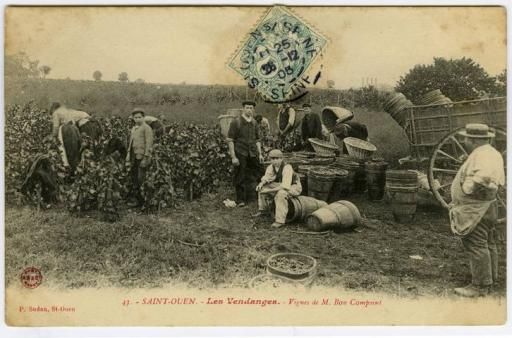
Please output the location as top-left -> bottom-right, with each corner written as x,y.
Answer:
402,97 -> 506,221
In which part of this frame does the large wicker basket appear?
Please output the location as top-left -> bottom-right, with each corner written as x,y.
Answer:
308,138 -> 339,155
218,115 -> 235,138
343,137 -> 377,160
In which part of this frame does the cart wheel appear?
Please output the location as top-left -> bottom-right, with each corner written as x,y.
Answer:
427,127 -> 506,213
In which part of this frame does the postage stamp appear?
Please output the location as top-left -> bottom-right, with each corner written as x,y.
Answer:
228,6 -> 328,103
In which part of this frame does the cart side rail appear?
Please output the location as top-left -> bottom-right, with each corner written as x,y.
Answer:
404,97 -> 507,159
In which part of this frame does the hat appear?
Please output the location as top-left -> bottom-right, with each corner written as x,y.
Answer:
458,123 -> 495,138
242,100 -> 256,107
302,103 -> 312,108
131,108 -> 145,116
268,149 -> 284,158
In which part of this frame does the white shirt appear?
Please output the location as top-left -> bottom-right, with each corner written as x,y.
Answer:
52,106 -> 90,136
261,163 -> 295,190
241,113 -> 253,123
144,115 -> 159,123
460,144 -> 505,194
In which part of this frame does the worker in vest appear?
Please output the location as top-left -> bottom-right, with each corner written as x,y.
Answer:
226,101 -> 264,207
253,149 -> 302,228
450,124 -> 505,297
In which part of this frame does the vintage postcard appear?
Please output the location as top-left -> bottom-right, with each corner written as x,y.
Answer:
3,5 -> 508,328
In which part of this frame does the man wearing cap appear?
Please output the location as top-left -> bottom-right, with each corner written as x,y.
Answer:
126,108 -> 154,207
300,103 -> 323,151
450,123 -> 505,297
254,149 -> 302,228
227,101 -> 264,207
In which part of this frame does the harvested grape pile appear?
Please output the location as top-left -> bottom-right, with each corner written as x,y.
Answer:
268,255 -> 314,275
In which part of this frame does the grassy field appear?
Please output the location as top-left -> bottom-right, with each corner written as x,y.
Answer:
5,184 -> 507,296
6,78 -> 481,296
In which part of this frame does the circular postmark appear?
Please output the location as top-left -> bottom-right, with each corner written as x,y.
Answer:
20,266 -> 43,289
229,6 -> 328,103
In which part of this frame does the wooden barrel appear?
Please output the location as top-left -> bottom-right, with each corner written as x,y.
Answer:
332,156 -> 362,194
387,186 -> 418,223
286,196 -> 328,223
307,168 -> 336,202
327,168 -> 349,203
386,170 -> 418,189
297,173 -> 308,196
306,200 -> 361,231
365,160 -> 388,201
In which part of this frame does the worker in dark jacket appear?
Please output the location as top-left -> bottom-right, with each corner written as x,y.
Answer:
226,101 -> 264,207
301,103 -> 323,151
330,118 -> 369,154
126,108 -> 154,207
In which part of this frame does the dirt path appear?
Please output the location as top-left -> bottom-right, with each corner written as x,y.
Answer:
5,187 -> 507,297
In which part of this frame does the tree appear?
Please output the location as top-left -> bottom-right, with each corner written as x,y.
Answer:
327,80 -> 335,89
494,69 -> 506,97
5,52 -> 40,78
39,65 -> 51,79
93,70 -> 102,81
135,78 -> 145,84
118,72 -> 129,83
395,57 -> 498,103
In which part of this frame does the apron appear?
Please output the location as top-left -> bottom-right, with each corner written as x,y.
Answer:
449,167 -> 493,236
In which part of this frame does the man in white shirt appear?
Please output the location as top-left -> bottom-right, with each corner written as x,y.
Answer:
50,102 -> 90,139
450,124 -> 505,297
253,149 -> 302,228
49,102 -> 90,170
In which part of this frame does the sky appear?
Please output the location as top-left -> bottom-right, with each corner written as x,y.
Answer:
5,6 -> 507,89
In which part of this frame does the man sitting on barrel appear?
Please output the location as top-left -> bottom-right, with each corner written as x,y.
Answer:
253,149 -> 302,228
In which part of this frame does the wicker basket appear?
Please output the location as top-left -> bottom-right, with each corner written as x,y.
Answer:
343,137 -> 377,160
308,138 -> 339,155
218,114 -> 235,138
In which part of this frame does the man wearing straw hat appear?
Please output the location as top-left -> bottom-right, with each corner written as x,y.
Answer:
253,149 -> 302,228
450,123 -> 505,297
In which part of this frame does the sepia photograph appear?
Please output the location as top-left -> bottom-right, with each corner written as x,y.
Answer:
3,4 -> 508,328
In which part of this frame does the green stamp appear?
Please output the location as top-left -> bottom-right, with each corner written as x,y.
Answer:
228,6 -> 328,102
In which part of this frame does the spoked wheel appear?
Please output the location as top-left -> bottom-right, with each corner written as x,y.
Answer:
427,127 -> 507,222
